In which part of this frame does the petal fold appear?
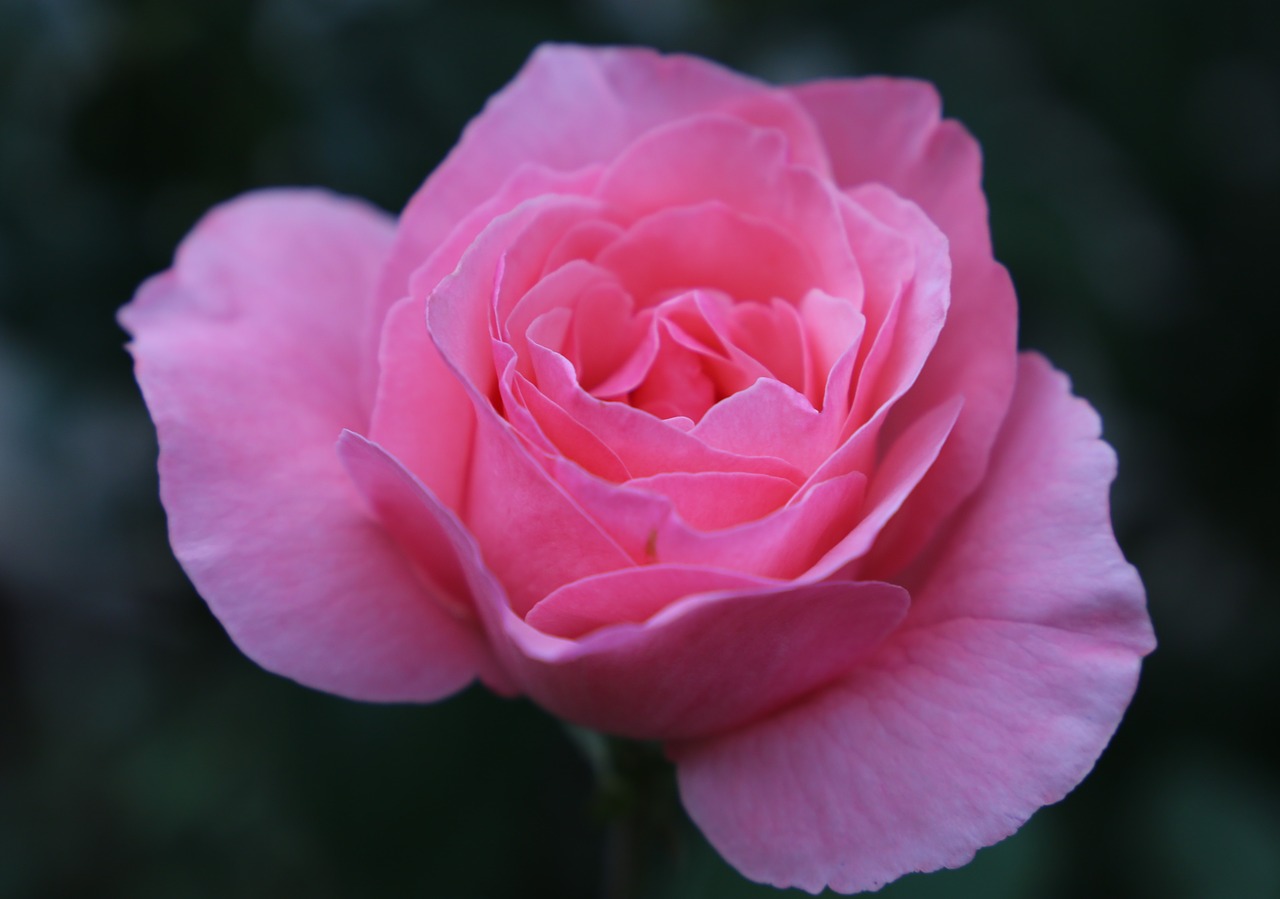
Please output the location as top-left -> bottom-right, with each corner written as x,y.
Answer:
671,353 -> 1152,894
121,190 -> 489,701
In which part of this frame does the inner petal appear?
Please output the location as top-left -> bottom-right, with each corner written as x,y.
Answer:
724,298 -> 813,402
629,322 -> 719,421
595,201 -> 816,307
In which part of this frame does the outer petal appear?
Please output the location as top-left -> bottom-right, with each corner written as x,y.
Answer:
336,433 -> 909,742
792,78 -> 1018,573
672,355 -> 1153,894
120,190 -> 491,701
369,45 -> 830,369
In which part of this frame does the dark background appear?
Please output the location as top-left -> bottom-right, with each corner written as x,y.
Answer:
2,1 -> 1277,896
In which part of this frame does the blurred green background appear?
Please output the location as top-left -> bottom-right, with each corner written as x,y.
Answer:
1,0 -> 1277,896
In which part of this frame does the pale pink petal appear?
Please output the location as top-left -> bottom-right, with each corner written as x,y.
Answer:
120,190 -> 490,701
791,78 -> 1018,573
901,354 -> 1153,649
674,621 -> 1146,893
671,354 -> 1152,894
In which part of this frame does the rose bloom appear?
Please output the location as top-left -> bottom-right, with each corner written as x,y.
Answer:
121,44 -> 1154,893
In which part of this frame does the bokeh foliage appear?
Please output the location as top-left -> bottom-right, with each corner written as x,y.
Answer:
2,1 -> 1277,896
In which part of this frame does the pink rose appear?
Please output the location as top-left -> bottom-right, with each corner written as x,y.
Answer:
121,44 -> 1154,893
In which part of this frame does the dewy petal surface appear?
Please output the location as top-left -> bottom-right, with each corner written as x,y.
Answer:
671,355 -> 1153,894
120,190 -> 490,701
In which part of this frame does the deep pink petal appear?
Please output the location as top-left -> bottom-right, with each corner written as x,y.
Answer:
120,190 -> 489,701
671,354 -> 1152,894
628,322 -> 720,421
432,232 -> 639,615
510,371 -> 632,482
798,288 -> 866,420
503,259 -> 620,378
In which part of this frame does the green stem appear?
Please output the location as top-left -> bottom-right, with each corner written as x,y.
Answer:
563,725 -> 681,899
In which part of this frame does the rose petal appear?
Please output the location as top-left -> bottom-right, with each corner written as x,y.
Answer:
120,190 -> 491,701
595,201 -> 817,306
671,353 -> 1153,894
840,184 -> 951,429
332,432 -> 909,741
463,406 -> 635,617
368,295 -> 475,512
525,565 -> 778,638
509,370 -> 632,482
428,195 -> 606,400
361,163 -> 602,404
551,455 -> 869,578
595,115 -> 858,295
523,334 -> 805,481
623,469 -> 799,531
674,620 -> 1147,893
792,78 -> 1018,573
691,377 -> 835,474
805,396 -> 963,580
375,45 -> 829,352
902,354 -> 1154,650
504,574 -> 909,741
